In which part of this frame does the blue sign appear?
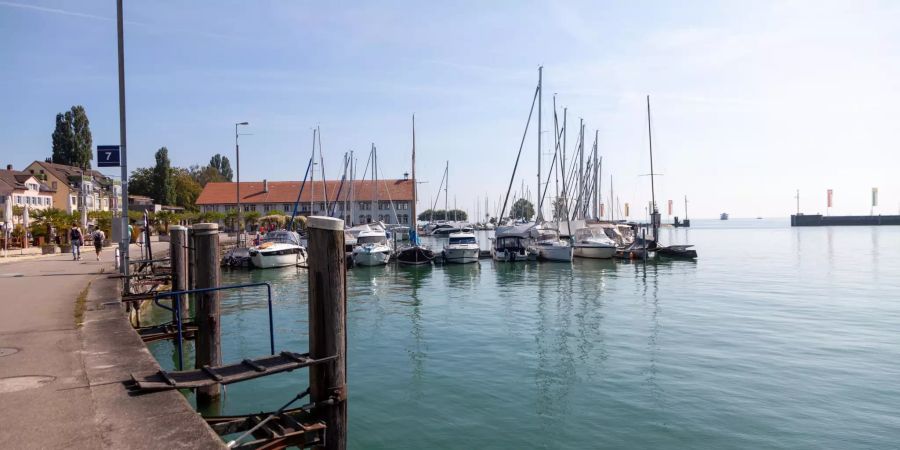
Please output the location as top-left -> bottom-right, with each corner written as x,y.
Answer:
97,145 -> 121,167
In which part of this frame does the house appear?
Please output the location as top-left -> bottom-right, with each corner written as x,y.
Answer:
0,164 -> 55,225
195,178 -> 415,226
24,160 -> 118,215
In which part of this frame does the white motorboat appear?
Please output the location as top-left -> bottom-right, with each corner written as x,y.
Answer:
572,227 -> 617,259
430,222 -> 474,236
491,222 -> 537,262
351,229 -> 392,266
443,232 -> 480,264
249,230 -> 307,269
529,226 -> 573,262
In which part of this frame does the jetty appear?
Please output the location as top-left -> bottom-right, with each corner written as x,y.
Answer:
790,214 -> 900,227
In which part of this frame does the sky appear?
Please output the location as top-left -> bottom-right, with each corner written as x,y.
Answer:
1,0 -> 898,219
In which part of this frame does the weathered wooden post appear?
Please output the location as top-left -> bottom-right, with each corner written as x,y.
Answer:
193,223 -> 221,405
169,225 -> 189,321
306,216 -> 347,450
188,228 -> 196,290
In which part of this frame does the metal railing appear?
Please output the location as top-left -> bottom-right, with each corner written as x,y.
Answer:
153,282 -> 275,370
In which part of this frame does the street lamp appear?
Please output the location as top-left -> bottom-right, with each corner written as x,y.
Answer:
235,121 -> 249,245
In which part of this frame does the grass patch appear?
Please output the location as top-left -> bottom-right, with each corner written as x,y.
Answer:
74,281 -> 92,327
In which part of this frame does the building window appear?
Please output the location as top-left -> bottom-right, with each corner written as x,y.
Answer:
244,205 -> 253,212
283,203 -> 291,212
358,201 -> 370,210
397,202 -> 409,210
51,181 -> 57,190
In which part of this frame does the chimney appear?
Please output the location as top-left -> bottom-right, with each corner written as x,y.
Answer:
263,179 -> 269,193
403,172 -> 409,180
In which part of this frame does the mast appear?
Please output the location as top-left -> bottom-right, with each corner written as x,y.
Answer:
578,119 -> 584,220
411,115 -> 417,241
444,161 -> 449,220
684,195 -> 689,220
349,150 -> 354,225
372,143 -> 377,222
319,126 -> 327,214
310,128 -> 316,214
536,66 -> 543,222
646,95 -> 659,242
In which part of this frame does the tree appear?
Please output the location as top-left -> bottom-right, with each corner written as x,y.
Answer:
128,167 -> 155,198
511,198 -> 535,221
551,197 -> 568,220
152,147 -> 174,205
209,154 -> 233,181
244,210 -> 261,228
51,106 -> 92,169
172,168 -> 202,211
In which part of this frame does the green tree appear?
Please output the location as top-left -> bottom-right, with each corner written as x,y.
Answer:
152,147 -> 174,205
189,164 -> 225,187
172,168 -> 202,210
128,167 -> 155,198
244,211 -> 261,229
51,106 -> 92,169
551,197 -> 568,220
511,198 -> 535,221
209,154 -> 233,181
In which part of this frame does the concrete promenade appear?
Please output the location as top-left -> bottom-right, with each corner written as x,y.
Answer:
0,245 -> 224,449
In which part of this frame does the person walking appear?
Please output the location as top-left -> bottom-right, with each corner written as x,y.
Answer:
69,224 -> 83,261
91,227 -> 106,261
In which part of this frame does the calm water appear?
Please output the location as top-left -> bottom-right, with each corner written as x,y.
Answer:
149,219 -> 900,449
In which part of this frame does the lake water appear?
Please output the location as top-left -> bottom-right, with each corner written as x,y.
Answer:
149,219 -> 900,449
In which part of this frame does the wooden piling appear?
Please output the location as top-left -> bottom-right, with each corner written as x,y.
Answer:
306,216 -> 347,450
169,225 -> 189,321
193,223 -> 221,404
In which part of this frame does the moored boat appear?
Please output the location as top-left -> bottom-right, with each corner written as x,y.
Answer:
572,227 -> 616,259
351,229 -> 392,266
491,222 -> 537,262
249,230 -> 307,269
443,232 -> 480,264
529,226 -> 573,262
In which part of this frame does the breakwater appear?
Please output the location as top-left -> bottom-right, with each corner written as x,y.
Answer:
791,214 -> 900,226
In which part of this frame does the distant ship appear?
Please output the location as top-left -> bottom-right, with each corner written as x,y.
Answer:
720,213 -> 729,220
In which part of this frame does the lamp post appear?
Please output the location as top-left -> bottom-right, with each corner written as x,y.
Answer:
235,121 -> 249,245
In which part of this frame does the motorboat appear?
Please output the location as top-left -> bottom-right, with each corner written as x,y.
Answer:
529,226 -> 573,262
572,227 -> 617,259
249,230 -> 307,269
429,221 -> 474,236
443,232 -> 480,264
351,229 -> 392,266
656,244 -> 698,259
491,222 -> 537,262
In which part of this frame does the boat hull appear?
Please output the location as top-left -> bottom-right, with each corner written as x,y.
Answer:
443,247 -> 479,264
538,245 -> 574,262
352,249 -> 391,266
396,246 -> 435,265
573,245 -> 616,259
250,249 -> 304,269
491,247 -> 536,262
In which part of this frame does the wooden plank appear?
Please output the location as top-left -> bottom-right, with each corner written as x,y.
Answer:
130,352 -> 336,391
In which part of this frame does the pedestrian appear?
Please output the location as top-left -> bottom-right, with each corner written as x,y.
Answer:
69,223 -> 83,261
91,227 -> 106,261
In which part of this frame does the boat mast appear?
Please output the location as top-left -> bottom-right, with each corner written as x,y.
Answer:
536,66 -> 543,222
372,143 -> 377,223
444,161 -> 449,221
318,125 -> 327,214
349,150 -> 354,225
310,128 -> 316,215
411,115 -> 417,242
684,195 -> 688,221
646,95 -> 659,241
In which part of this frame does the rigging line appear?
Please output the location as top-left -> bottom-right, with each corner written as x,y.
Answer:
328,155 -> 352,218
429,164 -> 448,216
499,84 -> 540,223
377,165 -> 401,224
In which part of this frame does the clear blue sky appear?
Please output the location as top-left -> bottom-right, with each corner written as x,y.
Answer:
2,0 -> 898,218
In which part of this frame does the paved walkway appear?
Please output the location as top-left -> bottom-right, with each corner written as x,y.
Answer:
0,245 -> 223,449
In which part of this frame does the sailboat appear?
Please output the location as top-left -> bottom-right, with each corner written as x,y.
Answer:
396,115 -> 436,265
644,96 -> 697,259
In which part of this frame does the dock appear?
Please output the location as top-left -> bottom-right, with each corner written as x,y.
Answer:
791,214 -> 900,226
